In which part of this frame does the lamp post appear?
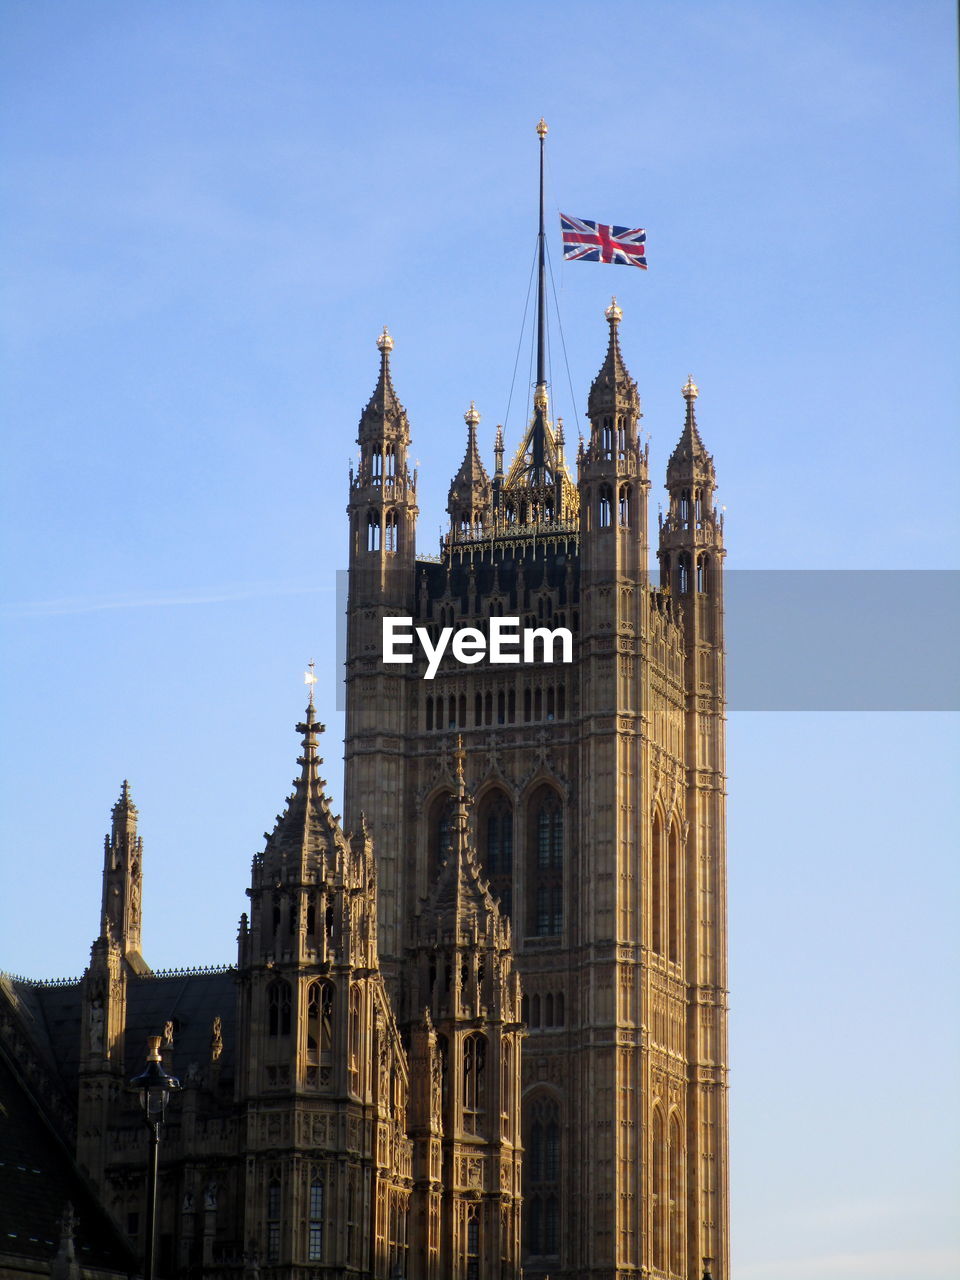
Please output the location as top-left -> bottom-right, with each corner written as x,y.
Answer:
130,1035 -> 180,1280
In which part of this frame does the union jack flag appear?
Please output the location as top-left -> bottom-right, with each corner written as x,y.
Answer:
560,213 -> 647,268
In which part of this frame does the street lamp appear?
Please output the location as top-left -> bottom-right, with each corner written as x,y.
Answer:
130,1035 -> 180,1280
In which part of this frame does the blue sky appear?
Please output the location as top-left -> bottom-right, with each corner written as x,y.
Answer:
2,3 -> 958,1277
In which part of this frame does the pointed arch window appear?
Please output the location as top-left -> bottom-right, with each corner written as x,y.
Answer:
429,792 -> 456,880
308,1173 -> 324,1262
524,1094 -> 561,1258
385,509 -> 399,552
348,983 -> 362,1096
668,821 -> 681,964
528,788 -> 563,938
669,1111 -> 685,1276
266,1171 -> 282,1262
619,483 -> 632,527
385,442 -> 397,478
366,511 -> 381,552
601,416 -> 613,456
462,1032 -> 486,1134
479,790 -> 513,920
652,1107 -> 666,1273
466,1204 -> 480,1280
651,812 -> 664,955
307,980 -> 334,1062
677,551 -> 691,595
267,979 -> 292,1037
696,553 -> 709,594
598,484 -> 613,528
679,489 -> 690,522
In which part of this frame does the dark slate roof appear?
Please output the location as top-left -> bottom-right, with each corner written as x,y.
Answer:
10,968 -> 238,1094
0,1050 -> 135,1275
122,970 -> 238,1082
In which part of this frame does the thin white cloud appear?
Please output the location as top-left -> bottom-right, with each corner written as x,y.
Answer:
3,582 -> 333,619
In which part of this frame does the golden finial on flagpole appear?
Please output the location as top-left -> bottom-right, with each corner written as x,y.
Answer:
537,118 -> 548,139
304,659 -> 318,708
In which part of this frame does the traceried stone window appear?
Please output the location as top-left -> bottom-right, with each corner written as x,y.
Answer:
652,1106 -> 665,1272
348,984 -> 362,1096
524,1094 -> 561,1260
677,551 -> 691,595
619,483 -> 633,527
367,511 -> 380,552
479,790 -> 513,919
527,788 -> 563,938
385,509 -> 399,552
651,812 -> 664,956
466,1204 -> 481,1280
267,979 -> 291,1037
267,1172 -> 281,1262
668,821 -> 681,964
462,1032 -> 486,1135
429,792 -> 456,880
598,483 -> 613,528
306,980 -> 334,1069
669,1111 -> 685,1276
307,1174 -> 324,1262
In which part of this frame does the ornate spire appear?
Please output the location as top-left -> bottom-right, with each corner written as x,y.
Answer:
587,297 -> 639,421
420,737 -> 502,937
667,373 -> 715,488
359,326 -> 408,439
111,779 -> 137,826
447,403 -> 492,534
261,702 -> 348,868
99,779 -> 146,970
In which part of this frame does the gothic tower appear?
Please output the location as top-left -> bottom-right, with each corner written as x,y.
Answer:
658,377 -> 728,1274
77,783 -> 146,1187
237,700 -> 412,1276
402,742 -> 524,1280
345,328 -> 420,966
342,303 -> 729,1278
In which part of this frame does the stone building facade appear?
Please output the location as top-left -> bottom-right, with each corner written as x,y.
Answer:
0,299 -> 727,1280
344,303 -> 728,1280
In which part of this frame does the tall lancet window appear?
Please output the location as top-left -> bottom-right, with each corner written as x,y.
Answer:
651,812 -> 664,956
669,1111 -> 685,1276
428,792 -> 456,881
619,483 -> 632,527
367,511 -> 381,552
524,1093 -> 561,1260
385,509 -> 399,552
668,821 -> 681,965
267,979 -> 291,1037
462,1033 -> 486,1135
308,1172 -> 324,1262
527,788 -> 563,938
479,790 -> 513,919
348,984 -> 362,1096
307,981 -> 334,1064
652,1107 -> 666,1273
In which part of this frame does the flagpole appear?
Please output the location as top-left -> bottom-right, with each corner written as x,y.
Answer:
536,118 -> 548,394
533,118 -> 549,482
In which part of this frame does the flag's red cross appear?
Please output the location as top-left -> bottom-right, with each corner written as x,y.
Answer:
560,213 -> 647,268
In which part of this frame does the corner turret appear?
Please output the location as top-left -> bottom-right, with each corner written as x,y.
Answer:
446,402 -> 492,542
